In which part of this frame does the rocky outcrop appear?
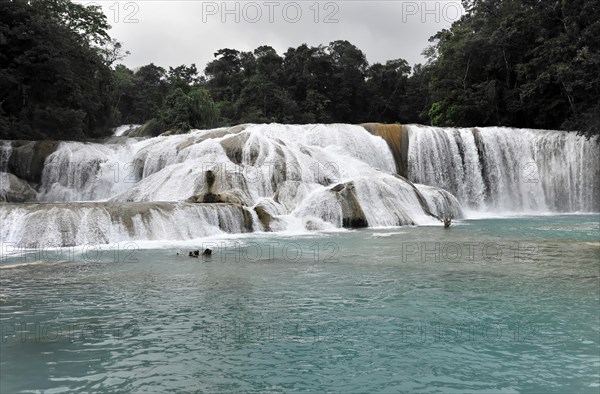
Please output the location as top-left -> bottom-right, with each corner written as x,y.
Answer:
186,192 -> 244,205
126,120 -> 166,138
185,170 -> 247,205
220,132 -> 250,165
219,126 -> 259,166
252,199 -> 286,232
254,204 -> 273,231
361,123 -> 409,177
175,126 -> 243,151
471,127 -> 492,203
0,172 -> 37,202
329,182 -> 368,228
7,140 -> 60,185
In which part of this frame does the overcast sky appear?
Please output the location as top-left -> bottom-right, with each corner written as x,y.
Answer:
78,1 -> 464,73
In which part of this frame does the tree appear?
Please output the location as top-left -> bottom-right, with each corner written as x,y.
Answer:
326,40 -> 369,122
425,0 -> 599,138
159,87 -> 219,131
366,59 -> 412,122
129,63 -> 168,123
0,0 -> 117,140
281,44 -> 333,122
110,64 -> 136,124
167,64 -> 199,92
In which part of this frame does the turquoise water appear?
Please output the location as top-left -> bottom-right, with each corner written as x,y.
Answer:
1,215 -> 599,393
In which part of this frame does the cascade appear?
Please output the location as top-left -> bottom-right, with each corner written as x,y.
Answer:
0,202 -> 252,247
404,125 -> 599,213
2,123 -> 597,247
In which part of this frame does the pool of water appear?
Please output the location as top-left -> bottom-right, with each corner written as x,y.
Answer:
1,215 -> 599,392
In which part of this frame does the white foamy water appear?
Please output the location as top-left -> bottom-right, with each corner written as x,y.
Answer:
406,125 -> 599,213
0,202 -> 251,247
1,123 -> 597,247
1,124 -> 460,246
0,140 -> 11,172
113,124 -> 141,137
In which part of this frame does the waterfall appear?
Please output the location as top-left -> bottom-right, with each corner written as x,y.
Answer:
0,141 -> 11,173
529,130 -> 600,212
405,125 -> 599,213
2,124 -> 460,246
2,122 -> 596,247
0,142 -> 11,195
0,202 -> 252,247
37,139 -> 147,202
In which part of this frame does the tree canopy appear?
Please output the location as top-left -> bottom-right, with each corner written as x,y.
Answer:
425,0 -> 599,138
0,0 -> 598,140
0,0 -> 117,139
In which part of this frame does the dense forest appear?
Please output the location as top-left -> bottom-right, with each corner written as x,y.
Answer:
0,0 -> 598,140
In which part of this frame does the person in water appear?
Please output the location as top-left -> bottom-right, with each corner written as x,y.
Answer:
184,249 -> 212,258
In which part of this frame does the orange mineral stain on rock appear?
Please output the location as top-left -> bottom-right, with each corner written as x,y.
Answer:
360,123 -> 409,177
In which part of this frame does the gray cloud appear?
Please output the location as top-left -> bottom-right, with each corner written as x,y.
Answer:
80,1 -> 463,72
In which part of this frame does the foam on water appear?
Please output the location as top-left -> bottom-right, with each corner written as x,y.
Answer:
371,232 -> 406,238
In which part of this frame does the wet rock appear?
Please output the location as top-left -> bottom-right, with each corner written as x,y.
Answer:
8,140 -> 60,184
331,183 -> 345,192
304,220 -> 321,231
161,129 -> 188,137
0,172 -> 37,202
444,217 -> 452,228
254,205 -> 273,231
329,182 -> 368,228
186,192 -> 244,205
127,120 -> 167,138
253,199 -> 286,232
220,133 -> 249,165
361,123 -> 408,177
241,207 -> 254,232
205,170 -> 216,190
175,127 -> 237,150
